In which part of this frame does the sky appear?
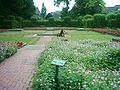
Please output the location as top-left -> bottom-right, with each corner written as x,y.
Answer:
33,0 -> 120,13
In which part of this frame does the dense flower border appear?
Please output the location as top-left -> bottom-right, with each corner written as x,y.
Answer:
0,41 -> 17,62
92,28 -> 120,36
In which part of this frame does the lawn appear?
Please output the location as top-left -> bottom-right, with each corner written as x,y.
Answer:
66,30 -> 120,41
33,30 -> 120,90
0,30 -> 45,44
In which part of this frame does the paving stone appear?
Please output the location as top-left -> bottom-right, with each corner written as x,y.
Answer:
0,34 -> 52,90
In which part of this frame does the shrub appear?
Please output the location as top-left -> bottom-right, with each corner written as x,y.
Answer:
107,13 -> 120,28
2,20 -> 19,29
63,16 -> 71,23
107,19 -> 118,28
49,17 -> 54,26
22,20 -> 32,27
83,14 -> 93,19
84,18 -> 94,28
0,16 -> 5,21
22,20 -> 49,27
16,16 -> 23,28
7,15 -> 15,20
8,28 -> 23,31
94,14 -> 106,28
107,13 -> 117,20
16,16 -> 23,22
103,48 -> 120,70
77,16 -> 83,27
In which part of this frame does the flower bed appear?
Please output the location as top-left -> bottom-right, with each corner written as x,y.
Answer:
33,39 -> 120,90
92,28 -> 120,36
0,41 -> 17,62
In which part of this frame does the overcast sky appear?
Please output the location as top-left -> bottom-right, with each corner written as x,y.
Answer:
33,0 -> 120,13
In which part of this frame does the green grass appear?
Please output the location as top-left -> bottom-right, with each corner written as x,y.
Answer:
33,30 -> 120,90
66,30 -> 120,41
0,30 -> 45,44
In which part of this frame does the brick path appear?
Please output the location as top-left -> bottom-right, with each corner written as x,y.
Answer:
0,34 -> 52,90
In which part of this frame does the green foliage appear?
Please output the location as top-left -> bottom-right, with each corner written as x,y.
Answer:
0,41 -> 17,62
107,13 -> 120,28
52,11 -> 61,20
0,16 -> 5,21
7,15 -> 15,20
63,16 -> 71,22
54,0 -> 71,16
40,3 -> 47,18
2,20 -> 19,29
84,18 -> 94,28
48,17 -> 54,23
103,48 -> 120,70
70,0 -> 105,18
83,14 -> 93,19
61,7 -> 69,18
94,14 -> 106,28
0,0 -> 35,19
33,38 -> 120,90
83,15 -> 94,28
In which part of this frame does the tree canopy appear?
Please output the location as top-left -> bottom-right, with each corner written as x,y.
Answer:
0,0 -> 35,19
40,3 -> 47,19
54,0 -> 71,16
69,0 -> 105,18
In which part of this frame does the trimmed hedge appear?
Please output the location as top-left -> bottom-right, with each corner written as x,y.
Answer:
107,13 -> 120,28
84,18 -> 94,28
2,20 -> 19,29
94,14 -> 106,28
22,20 -> 81,27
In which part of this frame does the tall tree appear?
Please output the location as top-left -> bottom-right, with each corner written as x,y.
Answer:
54,0 -> 71,15
0,0 -> 35,19
53,11 -> 61,20
69,0 -> 105,18
40,3 -> 47,18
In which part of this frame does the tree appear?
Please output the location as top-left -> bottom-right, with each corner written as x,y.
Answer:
54,0 -> 71,15
69,0 -> 105,18
0,0 -> 35,19
61,7 -> 68,18
45,13 -> 53,19
40,3 -> 47,18
52,11 -> 61,20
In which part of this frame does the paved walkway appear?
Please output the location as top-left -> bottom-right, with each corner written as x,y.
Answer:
0,34 -> 52,90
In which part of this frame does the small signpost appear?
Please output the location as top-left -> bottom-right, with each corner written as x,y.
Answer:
51,58 -> 66,90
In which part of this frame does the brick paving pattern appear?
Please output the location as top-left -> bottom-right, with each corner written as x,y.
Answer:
0,35 -> 52,90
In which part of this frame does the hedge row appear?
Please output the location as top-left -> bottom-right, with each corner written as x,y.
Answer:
0,13 -> 120,28
84,13 -> 120,28
23,20 -> 81,27
0,15 -> 23,29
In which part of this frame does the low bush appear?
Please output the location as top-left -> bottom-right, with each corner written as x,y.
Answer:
7,15 -> 15,20
84,18 -> 94,28
2,20 -> 19,29
103,48 -> 120,70
63,16 -> 71,23
94,14 -> 106,28
83,14 -> 93,19
49,17 -> 54,26
8,28 -> 23,31
0,41 -> 17,62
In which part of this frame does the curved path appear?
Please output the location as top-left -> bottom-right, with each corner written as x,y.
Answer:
0,33 -> 52,90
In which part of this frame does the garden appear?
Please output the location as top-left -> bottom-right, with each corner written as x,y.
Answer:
32,30 -> 120,90
0,30 -> 45,62
0,0 -> 120,89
